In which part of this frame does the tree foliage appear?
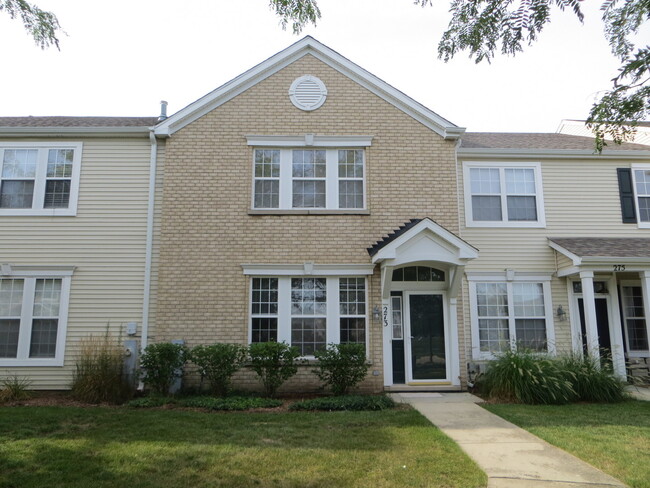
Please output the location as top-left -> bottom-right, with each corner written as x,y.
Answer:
269,0 -> 649,151
0,0 -> 62,49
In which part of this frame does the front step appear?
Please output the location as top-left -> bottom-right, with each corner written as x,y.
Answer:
384,385 -> 463,393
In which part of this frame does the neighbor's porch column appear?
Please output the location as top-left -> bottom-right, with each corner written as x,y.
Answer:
641,271 -> 650,357
580,271 -> 600,360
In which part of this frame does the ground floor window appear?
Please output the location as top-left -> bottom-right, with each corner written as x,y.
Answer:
249,276 -> 367,355
621,285 -> 649,353
469,277 -> 552,359
0,273 -> 70,366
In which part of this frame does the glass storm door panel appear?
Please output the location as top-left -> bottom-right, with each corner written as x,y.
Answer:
409,294 -> 446,380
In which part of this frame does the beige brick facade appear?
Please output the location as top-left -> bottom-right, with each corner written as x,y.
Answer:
156,54 -> 463,393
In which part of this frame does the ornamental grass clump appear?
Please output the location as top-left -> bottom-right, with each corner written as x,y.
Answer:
558,353 -> 627,403
140,342 -> 188,396
313,343 -> 369,395
480,349 -> 577,405
248,341 -> 301,397
0,374 -> 32,402
190,343 -> 248,396
71,335 -> 133,404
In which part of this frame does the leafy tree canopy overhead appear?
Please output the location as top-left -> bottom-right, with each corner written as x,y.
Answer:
270,0 -> 650,151
0,0 -> 61,49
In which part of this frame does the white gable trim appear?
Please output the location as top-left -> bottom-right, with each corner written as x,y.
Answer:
371,219 -> 478,265
154,36 -> 464,139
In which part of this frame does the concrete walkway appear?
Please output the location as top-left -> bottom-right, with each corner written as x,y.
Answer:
392,392 -> 628,488
625,385 -> 650,402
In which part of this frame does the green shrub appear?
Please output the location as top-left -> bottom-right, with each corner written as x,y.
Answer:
126,396 -> 173,408
289,395 -> 395,411
0,374 -> 32,402
248,342 -> 301,397
558,354 -> 627,403
179,396 -> 282,410
71,335 -> 133,404
479,349 -> 577,405
313,343 -> 369,395
140,342 -> 188,396
190,343 -> 248,396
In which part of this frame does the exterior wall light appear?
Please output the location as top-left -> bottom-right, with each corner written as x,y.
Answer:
556,305 -> 567,321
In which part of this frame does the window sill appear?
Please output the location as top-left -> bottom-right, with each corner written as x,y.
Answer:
248,209 -> 370,216
0,358 -> 64,367
465,221 -> 546,229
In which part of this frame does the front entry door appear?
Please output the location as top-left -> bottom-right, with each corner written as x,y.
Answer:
405,293 -> 447,382
577,298 -> 612,356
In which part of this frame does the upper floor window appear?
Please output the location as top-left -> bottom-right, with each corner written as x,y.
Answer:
632,166 -> 650,226
0,143 -> 82,216
463,162 -> 545,227
0,270 -> 72,366
252,148 -> 366,211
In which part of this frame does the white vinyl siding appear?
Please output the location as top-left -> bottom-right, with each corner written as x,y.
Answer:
0,138 -> 158,387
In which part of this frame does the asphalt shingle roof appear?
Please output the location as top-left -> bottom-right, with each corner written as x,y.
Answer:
367,219 -> 423,256
0,116 -> 158,127
461,132 -> 650,151
549,237 -> 650,258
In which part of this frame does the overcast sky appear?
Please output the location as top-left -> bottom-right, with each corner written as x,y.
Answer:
0,0 -> 628,132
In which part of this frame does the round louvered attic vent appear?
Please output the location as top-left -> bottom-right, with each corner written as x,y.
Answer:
289,75 -> 327,111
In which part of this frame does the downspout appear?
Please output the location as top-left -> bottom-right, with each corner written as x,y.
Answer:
141,128 -> 158,352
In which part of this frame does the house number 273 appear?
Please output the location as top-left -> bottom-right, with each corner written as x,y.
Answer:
383,306 -> 389,327
613,265 -> 626,271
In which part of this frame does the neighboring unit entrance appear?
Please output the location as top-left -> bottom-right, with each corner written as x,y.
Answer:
405,293 -> 446,381
577,297 -> 612,355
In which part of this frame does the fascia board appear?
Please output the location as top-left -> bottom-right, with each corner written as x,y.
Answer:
155,36 -> 463,139
581,256 -> 650,264
548,240 -> 582,266
458,147 -> 650,160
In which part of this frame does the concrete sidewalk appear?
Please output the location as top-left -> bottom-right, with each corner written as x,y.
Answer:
392,392 -> 627,488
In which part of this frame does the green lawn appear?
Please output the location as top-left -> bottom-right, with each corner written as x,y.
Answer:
483,401 -> 650,488
0,406 -> 486,488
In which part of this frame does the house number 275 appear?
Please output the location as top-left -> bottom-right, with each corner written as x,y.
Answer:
613,265 -> 626,271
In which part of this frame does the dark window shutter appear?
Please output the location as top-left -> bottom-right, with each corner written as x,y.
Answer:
617,168 -> 637,223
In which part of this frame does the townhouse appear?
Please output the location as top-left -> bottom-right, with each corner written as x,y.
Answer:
1,37 -> 648,391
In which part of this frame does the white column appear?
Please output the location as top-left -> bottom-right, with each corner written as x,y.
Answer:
382,297 -> 392,386
607,275 -> 627,379
580,271 -> 600,361
641,271 -> 650,358
449,297 -> 461,387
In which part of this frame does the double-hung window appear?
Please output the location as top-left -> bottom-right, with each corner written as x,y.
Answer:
463,162 -> 545,227
632,165 -> 650,227
469,275 -> 554,359
0,143 -> 82,216
0,270 -> 72,366
248,136 -> 371,212
621,284 -> 649,356
247,268 -> 371,356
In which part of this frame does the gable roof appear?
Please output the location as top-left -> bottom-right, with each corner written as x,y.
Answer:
369,217 -> 479,264
154,36 -> 464,139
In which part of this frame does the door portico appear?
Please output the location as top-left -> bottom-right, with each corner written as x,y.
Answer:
368,218 -> 478,387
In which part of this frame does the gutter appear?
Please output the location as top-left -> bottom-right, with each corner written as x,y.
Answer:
457,147 -> 650,160
0,126 -> 151,137
141,129 -> 158,352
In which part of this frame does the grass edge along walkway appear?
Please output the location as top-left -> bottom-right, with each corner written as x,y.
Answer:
483,401 -> 650,488
0,405 -> 487,488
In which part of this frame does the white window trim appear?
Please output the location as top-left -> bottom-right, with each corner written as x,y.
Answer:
0,142 -> 82,216
468,274 -> 555,360
631,164 -> 650,229
246,135 -> 373,147
0,269 -> 72,367
248,275 -> 369,358
251,147 -> 367,211
620,279 -> 650,357
242,263 -> 375,276
463,161 -> 546,228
